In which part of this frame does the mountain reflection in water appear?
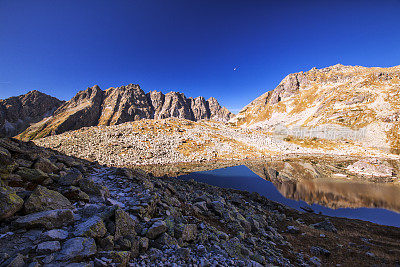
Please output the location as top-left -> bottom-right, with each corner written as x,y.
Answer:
246,161 -> 400,213
176,160 -> 400,227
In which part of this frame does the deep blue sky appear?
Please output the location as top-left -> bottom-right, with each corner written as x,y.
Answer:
1,0 -> 400,112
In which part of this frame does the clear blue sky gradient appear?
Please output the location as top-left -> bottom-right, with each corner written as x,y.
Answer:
1,0 -> 400,112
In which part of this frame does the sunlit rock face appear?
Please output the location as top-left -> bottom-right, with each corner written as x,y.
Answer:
17,84 -> 233,140
0,90 -> 63,137
231,64 -> 400,150
246,159 -> 400,213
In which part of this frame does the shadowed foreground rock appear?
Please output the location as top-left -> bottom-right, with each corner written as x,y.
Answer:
0,137 -> 399,266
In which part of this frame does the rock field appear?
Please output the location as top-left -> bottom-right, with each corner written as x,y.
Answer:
1,137 -> 400,266
32,118 -> 397,168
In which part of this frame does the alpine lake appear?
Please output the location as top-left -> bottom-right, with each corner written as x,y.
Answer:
139,157 -> 400,227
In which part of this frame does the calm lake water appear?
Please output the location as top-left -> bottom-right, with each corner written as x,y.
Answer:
177,165 -> 400,227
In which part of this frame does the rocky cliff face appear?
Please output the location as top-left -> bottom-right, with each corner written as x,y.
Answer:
0,91 -> 63,137
18,84 -> 233,140
230,64 -> 400,150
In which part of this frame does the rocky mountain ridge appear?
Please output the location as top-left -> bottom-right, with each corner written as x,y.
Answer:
18,84 -> 233,140
230,64 -> 400,150
0,91 -> 64,137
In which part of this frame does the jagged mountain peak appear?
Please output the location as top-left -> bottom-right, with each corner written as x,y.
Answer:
0,91 -> 63,137
18,84 -> 233,140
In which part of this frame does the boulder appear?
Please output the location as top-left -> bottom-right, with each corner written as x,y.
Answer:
139,237 -> 149,252
15,158 -> 32,168
63,186 -> 90,202
42,229 -> 69,240
146,220 -> 167,239
0,148 -> 14,174
153,233 -> 178,249
36,241 -> 61,254
0,253 -> 25,267
0,146 -> 11,158
73,216 -> 107,238
175,223 -> 197,242
58,169 -> 83,186
223,237 -> 247,258
1,173 -> 23,187
310,246 -> 331,257
56,237 -> 97,261
193,201 -> 208,213
310,219 -> 337,233
16,167 -> 48,184
0,186 -> 24,220
78,178 -> 109,198
24,185 -> 74,213
114,208 -> 137,241
15,209 -> 74,229
33,157 -> 59,174
115,237 -> 131,251
98,235 -> 114,251
210,200 -> 225,216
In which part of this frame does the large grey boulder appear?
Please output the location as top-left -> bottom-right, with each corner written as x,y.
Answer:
175,223 -> 197,242
15,167 -> 48,183
33,157 -> 59,174
114,208 -> 137,241
58,169 -> 83,186
78,178 -> 109,198
24,185 -> 74,213
56,237 -> 97,261
73,216 -> 107,238
42,229 -> 69,240
15,209 -> 74,229
0,186 -> 24,220
63,186 -> 90,202
36,240 -> 61,254
146,220 -> 167,239
210,200 -> 225,216
310,219 -> 338,233
0,253 -> 25,267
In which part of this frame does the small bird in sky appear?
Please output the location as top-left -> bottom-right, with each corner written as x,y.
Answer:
233,66 -> 239,71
